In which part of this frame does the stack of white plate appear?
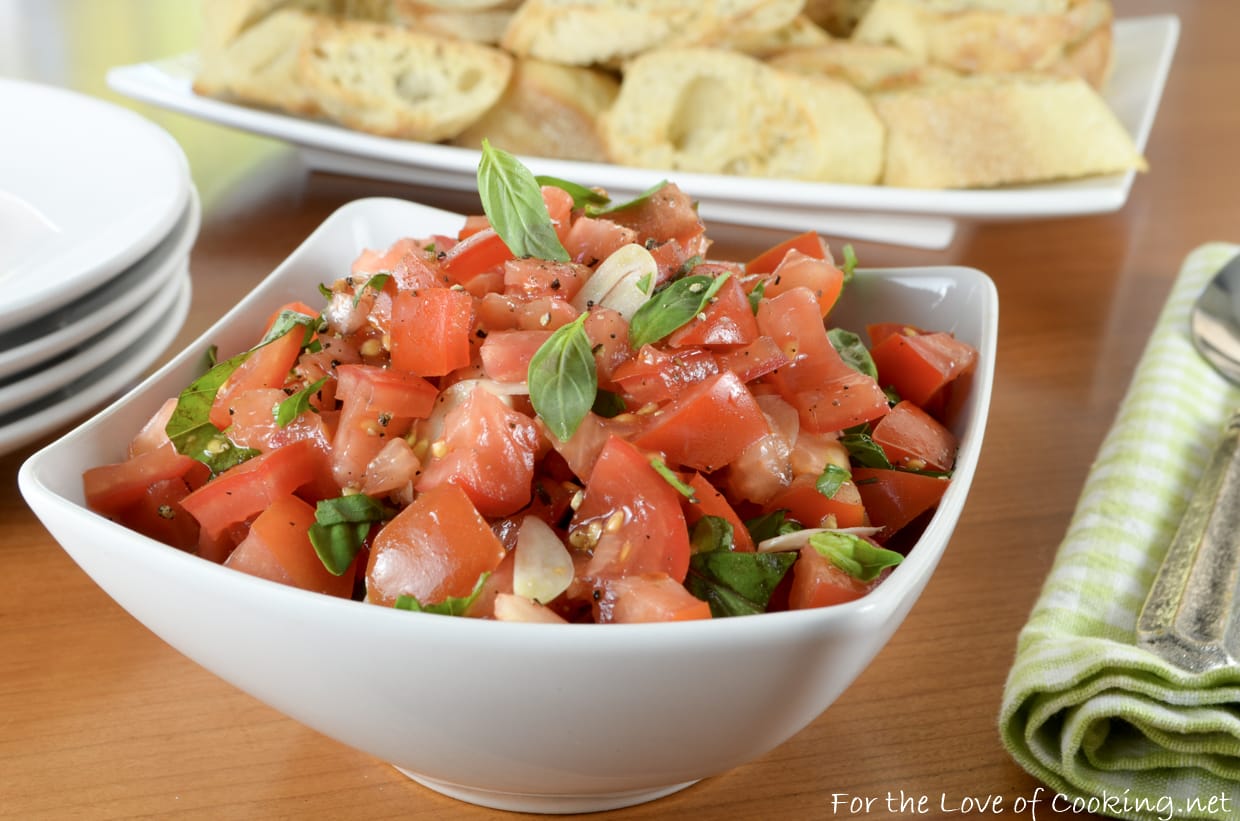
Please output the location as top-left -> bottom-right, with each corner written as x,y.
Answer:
0,77 -> 196,456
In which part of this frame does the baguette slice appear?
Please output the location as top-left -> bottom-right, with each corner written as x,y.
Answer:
298,15 -> 513,142
194,7 -> 324,116
599,48 -> 883,184
769,40 -> 958,92
500,0 -> 803,67
452,59 -> 619,162
873,73 -> 1146,189
852,0 -> 1076,74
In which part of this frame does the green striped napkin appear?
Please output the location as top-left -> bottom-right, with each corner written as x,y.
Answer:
1000,243 -> 1240,821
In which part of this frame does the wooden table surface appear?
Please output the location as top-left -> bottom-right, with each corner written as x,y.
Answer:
3,2 -> 1237,818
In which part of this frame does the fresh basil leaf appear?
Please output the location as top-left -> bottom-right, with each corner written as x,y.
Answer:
827,328 -> 878,379
816,463 -> 850,498
164,350 -> 260,473
275,376 -> 329,427
676,255 -> 704,277
808,531 -> 902,582
690,515 -> 734,554
592,389 -> 626,418
685,550 -> 797,617
394,572 -> 491,617
478,140 -> 569,261
260,308 -> 319,348
748,278 -> 767,315
628,272 -> 730,349
534,174 -> 610,210
841,243 -> 858,283
840,431 -> 893,469
528,313 -> 597,441
309,494 -> 397,576
650,455 -> 695,499
353,273 -> 390,306
744,509 -> 803,544
583,180 -> 668,217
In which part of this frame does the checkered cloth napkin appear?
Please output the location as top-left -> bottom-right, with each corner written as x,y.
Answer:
999,244 -> 1240,820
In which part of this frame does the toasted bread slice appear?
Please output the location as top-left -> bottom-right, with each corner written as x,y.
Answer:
599,47 -> 883,184
452,58 -> 620,161
389,0 -> 520,43
500,0 -> 803,66
708,14 -> 832,58
298,15 -> 513,141
872,73 -> 1145,189
194,7 -> 324,115
769,40 -> 958,92
852,0 -> 1076,74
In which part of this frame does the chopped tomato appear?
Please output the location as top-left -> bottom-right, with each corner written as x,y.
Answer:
605,183 -> 703,247
440,228 -> 514,285
871,400 -> 958,472
416,388 -> 540,518
594,573 -> 712,623
209,321 -> 305,431
666,274 -> 759,348
790,370 -> 891,434
572,435 -> 691,582
479,329 -> 553,383
683,473 -> 755,552
112,477 -> 200,552
390,288 -> 475,377
503,258 -> 588,301
612,345 -> 719,407
869,330 -> 978,415
761,249 -> 846,318
852,467 -> 951,541
746,230 -> 832,274
224,493 -> 355,598
756,286 -> 855,398
564,216 -> 637,266
366,483 -> 507,607
542,184 -> 575,242
717,336 -> 790,384
763,473 -> 867,529
332,364 -> 438,489
180,439 -> 329,540
632,369 -> 770,473
83,441 -> 202,519
788,545 -> 873,609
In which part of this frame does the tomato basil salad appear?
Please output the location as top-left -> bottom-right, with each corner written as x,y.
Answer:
83,143 -> 978,624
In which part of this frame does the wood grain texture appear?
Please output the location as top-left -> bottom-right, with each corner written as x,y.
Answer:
3,2 -> 1236,818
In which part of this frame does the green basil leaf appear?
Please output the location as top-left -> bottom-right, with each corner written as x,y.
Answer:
827,328 -> 878,379
690,515 -> 734,554
685,550 -> 797,617
808,531 -> 903,582
592,389 -> 626,418
353,273 -> 390,307
394,572 -> 491,617
275,376 -> 329,427
260,308 -> 319,348
841,243 -> 858,284
309,494 -> 398,576
164,350 -> 260,474
583,180 -> 668,217
748,278 -> 767,315
816,463 -> 850,499
840,431 -> 893,469
534,174 -> 610,210
528,313 -> 597,441
478,140 -> 569,261
628,272 -> 730,349
743,509 -> 803,544
650,455 -> 695,499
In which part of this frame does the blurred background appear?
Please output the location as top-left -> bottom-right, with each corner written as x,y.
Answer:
0,0 -> 283,207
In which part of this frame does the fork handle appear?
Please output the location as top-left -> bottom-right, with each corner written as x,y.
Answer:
1137,410 -> 1240,672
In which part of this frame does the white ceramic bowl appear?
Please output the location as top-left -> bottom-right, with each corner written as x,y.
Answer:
19,198 -> 997,814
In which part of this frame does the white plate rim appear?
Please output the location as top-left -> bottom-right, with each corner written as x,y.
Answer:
104,15 -> 1177,226
0,269 -> 192,456
0,77 -> 191,325
0,188 -> 200,379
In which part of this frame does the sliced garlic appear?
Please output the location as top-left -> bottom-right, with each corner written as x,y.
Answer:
571,243 -> 657,320
513,516 -> 575,604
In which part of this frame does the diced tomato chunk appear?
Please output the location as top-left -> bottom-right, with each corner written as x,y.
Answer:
683,473 -> 755,552
756,286 -> 855,398
366,483 -> 507,607
852,467 -> 951,541
572,435 -> 692,582
761,249 -> 846,318
633,370 -> 769,473
869,330 -> 978,414
764,473 -> 867,529
788,545 -> 873,609
479,329 -> 553,383
717,336 -> 790,384
871,400 -> 958,472
666,275 -> 759,348
564,216 -> 638,266
612,345 -> 719,407
84,442 -> 202,519
594,573 -> 712,623
746,230 -> 832,275
209,322 -> 305,431
440,228 -> 514,285
224,493 -> 355,598
332,364 -> 438,489
390,288 -> 475,377
790,370 -> 891,434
